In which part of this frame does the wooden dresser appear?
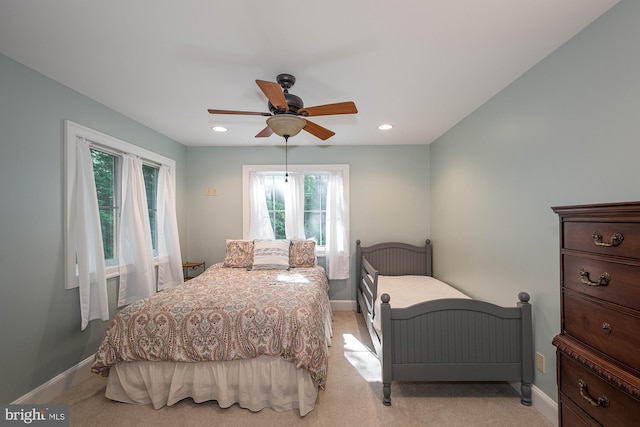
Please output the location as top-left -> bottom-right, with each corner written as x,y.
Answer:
552,202 -> 640,426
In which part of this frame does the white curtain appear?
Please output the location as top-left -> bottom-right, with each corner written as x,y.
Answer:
325,172 -> 349,280
156,165 -> 183,291
284,172 -> 306,239
72,138 -> 110,330
249,173 -> 275,239
118,155 -> 156,307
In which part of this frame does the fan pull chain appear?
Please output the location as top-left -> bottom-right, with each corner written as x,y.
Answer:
284,135 -> 289,182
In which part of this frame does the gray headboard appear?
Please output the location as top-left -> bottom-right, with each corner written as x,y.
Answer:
356,240 -> 432,277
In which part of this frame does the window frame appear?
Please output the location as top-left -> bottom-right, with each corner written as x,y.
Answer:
64,120 -> 175,289
242,164 -> 349,257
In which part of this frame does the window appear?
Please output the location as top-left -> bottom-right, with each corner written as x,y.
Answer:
90,149 -> 118,263
263,175 -> 286,239
263,174 -> 328,245
243,164 -> 349,257
142,163 -> 159,252
89,149 -> 159,265
65,121 -> 174,289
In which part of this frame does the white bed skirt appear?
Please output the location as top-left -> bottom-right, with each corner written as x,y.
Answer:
105,306 -> 332,416
106,355 -> 319,416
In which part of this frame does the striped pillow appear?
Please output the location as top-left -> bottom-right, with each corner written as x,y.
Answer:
252,239 -> 291,270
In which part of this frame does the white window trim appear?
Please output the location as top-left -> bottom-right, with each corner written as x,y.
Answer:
242,164 -> 349,257
64,120 -> 176,289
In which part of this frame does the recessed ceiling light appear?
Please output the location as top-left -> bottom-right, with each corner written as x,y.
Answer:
211,126 -> 228,132
378,124 -> 393,130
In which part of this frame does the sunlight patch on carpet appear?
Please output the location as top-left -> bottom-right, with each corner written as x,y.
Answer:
342,334 -> 380,382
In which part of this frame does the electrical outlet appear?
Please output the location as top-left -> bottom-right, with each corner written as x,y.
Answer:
205,187 -> 218,196
535,352 -> 545,373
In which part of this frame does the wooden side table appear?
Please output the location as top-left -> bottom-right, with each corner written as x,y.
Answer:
182,261 -> 205,281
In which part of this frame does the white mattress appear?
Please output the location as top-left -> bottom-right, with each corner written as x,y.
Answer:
373,275 -> 470,333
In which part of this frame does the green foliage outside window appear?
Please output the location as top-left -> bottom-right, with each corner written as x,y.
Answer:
91,149 -> 116,260
91,149 -> 159,262
264,174 -> 327,245
142,164 -> 158,251
303,175 -> 327,245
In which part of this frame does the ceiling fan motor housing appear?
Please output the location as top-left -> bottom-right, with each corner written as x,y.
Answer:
269,93 -> 304,115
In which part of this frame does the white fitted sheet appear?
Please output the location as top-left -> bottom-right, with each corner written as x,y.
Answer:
373,275 -> 470,333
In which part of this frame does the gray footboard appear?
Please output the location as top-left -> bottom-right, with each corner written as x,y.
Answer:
379,292 -> 533,406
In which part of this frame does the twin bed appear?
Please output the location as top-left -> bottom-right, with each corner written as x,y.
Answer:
356,239 -> 533,406
91,238 -> 533,415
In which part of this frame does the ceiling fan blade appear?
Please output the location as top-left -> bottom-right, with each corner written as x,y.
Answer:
303,120 -> 335,140
298,101 -> 358,117
208,109 -> 271,116
255,126 -> 273,138
256,80 -> 288,111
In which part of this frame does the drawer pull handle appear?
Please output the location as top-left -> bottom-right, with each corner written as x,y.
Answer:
579,269 -> 611,286
592,231 -> 624,247
578,379 -> 610,407
602,322 -> 612,334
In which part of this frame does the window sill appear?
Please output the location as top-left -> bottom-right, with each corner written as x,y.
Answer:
105,265 -> 120,280
106,258 -> 160,280
67,258 -> 161,289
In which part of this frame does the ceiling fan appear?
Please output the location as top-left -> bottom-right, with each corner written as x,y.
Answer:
207,73 -> 358,141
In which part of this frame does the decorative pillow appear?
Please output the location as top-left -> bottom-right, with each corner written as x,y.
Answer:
289,240 -> 316,268
223,239 -> 254,268
252,239 -> 291,270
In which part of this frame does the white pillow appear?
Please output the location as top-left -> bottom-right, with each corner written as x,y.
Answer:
252,239 -> 291,270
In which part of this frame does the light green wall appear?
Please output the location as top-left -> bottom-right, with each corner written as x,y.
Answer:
185,145 -> 430,300
0,54 -> 187,403
430,0 -> 638,402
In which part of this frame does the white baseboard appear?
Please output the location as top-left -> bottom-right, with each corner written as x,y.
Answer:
510,382 -> 558,426
12,355 -> 95,404
331,300 -> 357,311
532,384 -> 558,426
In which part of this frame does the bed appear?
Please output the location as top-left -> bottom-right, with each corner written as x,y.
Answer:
355,239 -> 533,406
91,239 -> 331,416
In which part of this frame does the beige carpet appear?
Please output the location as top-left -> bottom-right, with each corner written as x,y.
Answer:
49,311 -> 553,426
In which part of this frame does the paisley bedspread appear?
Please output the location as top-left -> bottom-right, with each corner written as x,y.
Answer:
91,264 -> 330,387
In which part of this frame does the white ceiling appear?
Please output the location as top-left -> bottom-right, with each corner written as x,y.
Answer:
0,0 -> 618,147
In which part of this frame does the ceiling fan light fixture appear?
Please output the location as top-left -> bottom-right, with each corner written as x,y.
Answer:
378,123 -> 393,130
266,115 -> 306,138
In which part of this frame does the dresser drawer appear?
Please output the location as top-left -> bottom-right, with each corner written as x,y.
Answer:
559,353 -> 640,426
559,395 -> 600,426
563,293 -> 640,370
563,222 -> 640,258
563,254 -> 640,311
